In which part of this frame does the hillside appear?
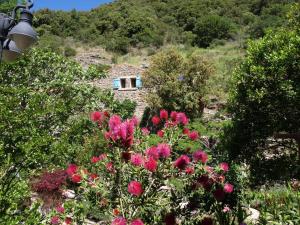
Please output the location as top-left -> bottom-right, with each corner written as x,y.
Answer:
33,0 -> 297,53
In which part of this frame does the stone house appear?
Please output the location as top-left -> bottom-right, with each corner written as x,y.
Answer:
95,64 -> 148,118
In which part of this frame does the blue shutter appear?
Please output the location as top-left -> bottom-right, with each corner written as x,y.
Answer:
136,75 -> 142,88
113,78 -> 120,89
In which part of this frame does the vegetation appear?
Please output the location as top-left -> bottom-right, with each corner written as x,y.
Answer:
0,0 -> 299,224
0,0 -> 17,13
32,0 -> 298,53
0,48 -> 136,220
37,111 -> 242,224
143,48 -> 213,118
244,185 -> 300,224
222,14 -> 300,182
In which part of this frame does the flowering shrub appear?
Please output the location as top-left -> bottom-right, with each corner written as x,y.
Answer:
46,110 -> 239,224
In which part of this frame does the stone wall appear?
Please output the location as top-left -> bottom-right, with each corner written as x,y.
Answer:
93,64 -> 148,118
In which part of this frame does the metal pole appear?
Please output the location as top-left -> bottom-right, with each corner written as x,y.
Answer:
0,39 -> 3,63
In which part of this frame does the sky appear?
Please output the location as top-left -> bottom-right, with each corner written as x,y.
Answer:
33,0 -> 112,11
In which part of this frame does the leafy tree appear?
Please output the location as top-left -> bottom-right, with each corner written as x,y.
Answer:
223,26 -> 300,165
193,15 -> 234,48
0,0 -> 17,13
143,48 -> 213,118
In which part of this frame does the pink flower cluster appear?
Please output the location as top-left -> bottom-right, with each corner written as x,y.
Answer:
112,217 -> 144,225
50,205 -> 72,224
90,111 -> 110,125
129,143 -> 172,173
151,110 -> 189,127
66,164 -> 82,183
105,115 -> 138,147
52,110 -> 235,224
194,162 -> 234,202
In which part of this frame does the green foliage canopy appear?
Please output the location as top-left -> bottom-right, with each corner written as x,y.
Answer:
31,0 -> 298,52
143,48 -> 213,118
224,27 -> 300,162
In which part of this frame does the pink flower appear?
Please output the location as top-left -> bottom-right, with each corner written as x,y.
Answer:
193,150 -> 208,163
119,122 -> 128,141
141,127 -> 150,135
160,109 -> 168,120
152,116 -> 161,125
55,205 -> 65,213
51,216 -> 60,225
106,162 -> 115,173
66,164 -> 77,176
165,120 -> 176,127
107,118 -> 135,147
71,174 -> 82,183
109,115 -> 122,130
170,111 -> 178,121
174,155 -> 190,170
218,174 -> 225,183
130,153 -> 144,167
157,143 -> 171,158
224,183 -> 234,193
112,217 -> 127,225
131,219 -> 144,225
103,111 -> 110,118
188,131 -> 199,140
90,173 -> 98,180
219,162 -> 229,172
65,217 -> 72,224
144,157 -> 158,172
204,166 -> 214,173
91,156 -> 100,163
128,181 -> 143,196
223,206 -> 231,213
176,112 -> 189,125
183,128 -> 190,135
91,111 -> 102,122
131,116 -> 139,126
104,131 -> 112,140
185,167 -> 195,174
145,146 -> 159,160
157,130 -> 164,138
99,153 -> 107,161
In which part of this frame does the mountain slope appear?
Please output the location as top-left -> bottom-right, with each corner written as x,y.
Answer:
33,0 -> 297,53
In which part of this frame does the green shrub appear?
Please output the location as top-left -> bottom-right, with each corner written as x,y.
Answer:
85,64 -> 111,80
142,48 -> 213,119
64,46 -> 77,57
193,15 -> 234,48
222,26 -> 300,176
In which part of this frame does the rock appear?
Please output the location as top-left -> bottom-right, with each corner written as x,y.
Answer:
62,189 -> 75,199
244,207 -> 260,224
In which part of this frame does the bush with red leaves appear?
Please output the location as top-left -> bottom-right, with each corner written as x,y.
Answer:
32,170 -> 67,193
